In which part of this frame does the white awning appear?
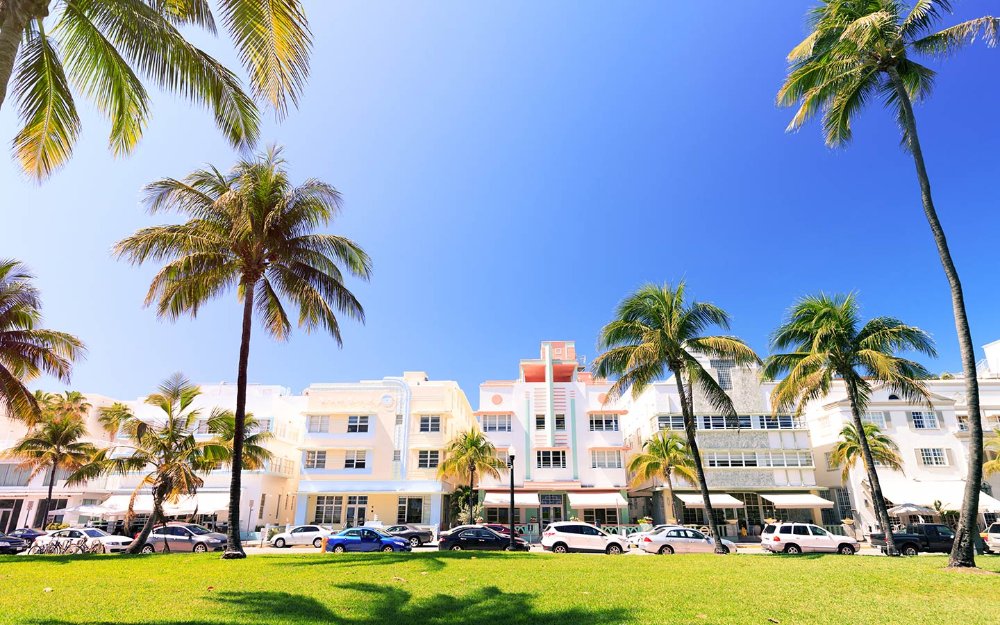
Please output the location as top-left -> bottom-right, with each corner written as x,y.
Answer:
676,493 -> 745,509
482,492 -> 541,506
567,492 -> 628,508
881,479 -> 1000,513
94,493 -> 230,516
761,494 -> 834,509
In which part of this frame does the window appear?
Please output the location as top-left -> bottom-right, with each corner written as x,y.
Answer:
395,414 -> 403,426
919,448 -> 947,466
809,526 -> 829,537
536,450 -> 567,469
344,450 -> 367,469
417,450 -> 440,469
259,493 -> 266,519
710,359 -> 735,391
481,414 -> 512,432
535,415 -> 545,430
958,416 -> 970,432
304,451 -> 326,469
347,416 -> 369,433
392,450 -> 401,462
195,420 -> 212,434
485,507 -> 520,524
554,414 -> 566,431
705,451 -> 760,467
658,415 -> 684,431
307,415 -> 329,433
589,414 -> 619,431
911,411 -> 939,429
539,494 -> 563,505
862,411 -> 886,428
419,415 -> 441,433
762,415 -> 797,430
314,496 -> 342,524
591,450 -> 622,469
583,508 -> 619,525
0,463 -> 31,487
397,497 -> 423,524
793,525 -> 810,536
256,418 -> 272,433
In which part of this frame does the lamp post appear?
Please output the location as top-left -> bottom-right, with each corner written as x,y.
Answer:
507,454 -> 516,551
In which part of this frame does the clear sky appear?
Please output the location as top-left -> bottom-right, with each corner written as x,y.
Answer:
2,1 -> 1000,405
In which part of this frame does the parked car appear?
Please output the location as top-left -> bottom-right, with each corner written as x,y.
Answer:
481,523 -> 522,537
269,524 -> 331,548
637,526 -> 738,555
540,522 -> 626,555
7,528 -> 46,544
326,527 -> 410,553
384,524 -> 434,548
0,532 -> 29,554
627,524 -> 675,547
142,523 -> 227,553
761,523 -> 859,555
982,522 -> 1000,554
870,523 -> 955,556
33,528 -> 134,554
438,526 -> 530,551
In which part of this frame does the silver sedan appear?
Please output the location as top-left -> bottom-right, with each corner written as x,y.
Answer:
637,526 -> 738,554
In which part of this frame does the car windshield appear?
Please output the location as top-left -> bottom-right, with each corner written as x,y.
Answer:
184,524 -> 212,535
374,529 -> 392,538
83,529 -> 108,538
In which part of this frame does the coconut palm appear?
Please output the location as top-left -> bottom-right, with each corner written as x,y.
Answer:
437,430 -> 507,522
592,282 -> 761,553
114,147 -> 371,558
779,0 -> 997,568
764,293 -> 934,556
830,422 -> 904,483
985,431 -> 1000,478
46,390 -> 91,421
0,259 -> 85,423
204,411 -> 272,471
0,0 -> 314,179
627,431 -> 696,524
3,413 -> 96,528
69,374 -> 228,554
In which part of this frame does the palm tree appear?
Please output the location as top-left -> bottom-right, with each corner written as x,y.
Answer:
627,431 -> 696,524
204,411 -> 273,471
3,413 -> 96,528
830,422 -> 904,483
69,374 -> 228,554
985,430 -> 1000,478
764,293 -> 934,556
0,259 -> 85,423
592,282 -> 761,552
0,0 -> 313,179
113,147 -> 371,558
47,390 -> 91,421
437,430 -> 507,522
779,0 -> 998,569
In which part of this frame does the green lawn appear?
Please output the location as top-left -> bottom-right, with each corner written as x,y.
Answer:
2,552 -> 999,625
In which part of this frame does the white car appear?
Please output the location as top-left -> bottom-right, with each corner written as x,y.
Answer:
983,522 -> 1000,553
269,524 -> 332,548
627,524 -> 675,547
33,528 -> 133,553
637,526 -> 737,554
540,521 -> 626,555
760,522 -> 859,555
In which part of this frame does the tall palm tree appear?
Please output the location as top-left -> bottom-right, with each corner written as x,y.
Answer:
3,413 -> 96,527
0,259 -> 84,423
627,431 -> 696,524
114,147 -> 371,558
764,293 -> 934,556
830,422 -> 904,483
47,390 -> 91,421
0,0 -> 313,179
437,430 -> 507,522
779,0 -> 998,568
592,282 -> 761,552
985,430 -> 1000,478
69,374 -> 228,554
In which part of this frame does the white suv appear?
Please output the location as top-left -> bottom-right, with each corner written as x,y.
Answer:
540,522 -> 626,555
983,522 -> 1000,553
761,522 -> 859,555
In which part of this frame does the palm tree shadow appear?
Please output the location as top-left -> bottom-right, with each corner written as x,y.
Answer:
275,551 -> 537,572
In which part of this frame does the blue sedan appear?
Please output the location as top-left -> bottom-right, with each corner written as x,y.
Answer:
326,527 -> 411,553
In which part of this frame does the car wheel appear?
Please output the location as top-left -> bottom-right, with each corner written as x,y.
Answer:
606,544 -> 623,555
409,537 -> 421,548
313,538 -> 323,549
658,545 -> 674,555
838,544 -> 856,555
719,545 -> 730,555
784,544 -> 802,555
902,544 -> 919,557
381,545 -> 395,553
449,545 -> 463,551
193,543 -> 208,553
332,544 -> 346,553
141,544 -> 155,554
552,543 -> 568,554
274,538 -> 286,548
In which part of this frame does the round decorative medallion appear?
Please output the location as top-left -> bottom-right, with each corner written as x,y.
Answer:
491,394 -> 503,405
381,394 -> 395,407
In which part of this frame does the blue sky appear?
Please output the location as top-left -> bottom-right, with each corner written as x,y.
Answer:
2,1 -> 1000,404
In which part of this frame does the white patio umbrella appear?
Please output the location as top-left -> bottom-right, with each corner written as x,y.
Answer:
887,503 -> 937,516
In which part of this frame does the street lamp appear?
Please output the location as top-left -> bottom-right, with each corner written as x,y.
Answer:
507,454 -> 516,551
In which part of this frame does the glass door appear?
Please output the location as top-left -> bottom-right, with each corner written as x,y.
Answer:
345,496 -> 368,527
539,494 -> 563,525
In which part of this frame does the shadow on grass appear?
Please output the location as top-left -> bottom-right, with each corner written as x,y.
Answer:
274,549 -> 537,572
25,584 -> 627,625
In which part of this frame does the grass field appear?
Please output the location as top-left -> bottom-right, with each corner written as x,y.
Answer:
2,552 -> 999,625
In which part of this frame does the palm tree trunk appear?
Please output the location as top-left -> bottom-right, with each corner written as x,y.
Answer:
664,470 -> 676,524
40,461 -> 55,529
887,67 -> 983,568
128,487 -> 165,555
222,286 -> 254,559
845,379 -> 897,556
468,464 -> 475,522
672,366 -> 725,553
0,0 -> 48,111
